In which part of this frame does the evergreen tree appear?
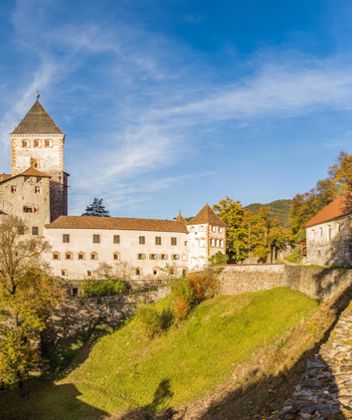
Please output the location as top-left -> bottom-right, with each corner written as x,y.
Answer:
82,198 -> 110,217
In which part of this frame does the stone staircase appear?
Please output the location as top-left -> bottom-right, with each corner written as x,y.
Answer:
276,303 -> 352,419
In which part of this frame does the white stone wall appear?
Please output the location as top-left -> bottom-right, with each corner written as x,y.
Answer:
306,216 -> 352,265
44,227 -> 189,280
11,134 -> 64,179
187,223 -> 226,270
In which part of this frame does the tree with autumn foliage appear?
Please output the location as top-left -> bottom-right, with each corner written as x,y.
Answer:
0,216 -> 64,393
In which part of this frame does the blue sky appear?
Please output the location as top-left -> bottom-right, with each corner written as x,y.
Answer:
0,0 -> 352,218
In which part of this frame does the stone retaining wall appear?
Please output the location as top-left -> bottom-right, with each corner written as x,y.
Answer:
218,264 -> 352,301
45,286 -> 170,344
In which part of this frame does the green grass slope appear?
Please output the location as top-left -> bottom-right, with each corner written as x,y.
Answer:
0,288 -> 318,419
245,199 -> 291,226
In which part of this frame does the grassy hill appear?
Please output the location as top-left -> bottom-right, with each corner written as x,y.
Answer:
0,288 -> 318,419
245,199 -> 292,226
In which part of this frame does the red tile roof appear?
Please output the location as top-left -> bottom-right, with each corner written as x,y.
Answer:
305,195 -> 351,228
19,167 -> 51,177
187,204 -> 226,227
45,215 -> 188,233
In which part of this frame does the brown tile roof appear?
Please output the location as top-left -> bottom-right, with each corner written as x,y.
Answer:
305,195 -> 351,228
187,204 -> 226,227
0,173 -> 12,182
45,215 -> 188,233
19,167 -> 51,177
12,100 -> 63,135
175,212 -> 187,224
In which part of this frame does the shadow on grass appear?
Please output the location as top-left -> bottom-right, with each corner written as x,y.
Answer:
117,379 -> 174,419
0,381 -> 107,420
194,287 -> 352,420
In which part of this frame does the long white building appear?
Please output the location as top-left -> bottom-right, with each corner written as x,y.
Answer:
1,98 -> 227,280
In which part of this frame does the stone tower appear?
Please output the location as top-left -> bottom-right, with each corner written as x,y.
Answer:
10,98 -> 69,221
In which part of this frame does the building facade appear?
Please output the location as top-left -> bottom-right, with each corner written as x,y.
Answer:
0,98 -> 226,280
305,195 -> 352,266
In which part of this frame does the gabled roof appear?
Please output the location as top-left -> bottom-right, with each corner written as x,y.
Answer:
187,204 -> 226,227
19,167 -> 51,178
45,215 -> 188,233
0,167 -> 51,185
305,195 -> 351,228
12,100 -> 63,135
175,212 -> 187,224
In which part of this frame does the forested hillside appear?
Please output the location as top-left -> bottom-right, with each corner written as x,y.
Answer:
245,199 -> 291,226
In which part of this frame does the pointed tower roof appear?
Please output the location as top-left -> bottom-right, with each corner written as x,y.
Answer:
187,204 -> 226,227
11,100 -> 63,135
175,211 -> 187,224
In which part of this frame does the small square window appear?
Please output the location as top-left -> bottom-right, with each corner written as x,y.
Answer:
22,140 -> 28,147
65,252 -> 72,260
61,269 -> 67,276
33,139 -> 40,147
172,254 -> 180,260
93,234 -> 100,244
78,252 -> 85,260
11,186 -> 17,193
137,253 -> 146,260
90,252 -> 98,260
44,139 -> 51,147
17,226 -> 25,235
32,226 -> 39,235
160,254 -> 168,260
63,234 -> 70,243
113,253 -> 120,260
139,236 -> 145,245
171,237 -> 177,246
155,236 -> 161,245
53,252 -> 60,260
136,268 -> 142,276
150,254 -> 158,260
35,186 -> 41,194
113,235 -> 120,244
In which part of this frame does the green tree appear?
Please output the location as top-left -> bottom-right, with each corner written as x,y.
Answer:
82,198 -> 110,217
214,197 -> 250,262
0,216 -> 63,392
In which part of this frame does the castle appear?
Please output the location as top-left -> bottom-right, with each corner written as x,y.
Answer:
0,98 -> 226,280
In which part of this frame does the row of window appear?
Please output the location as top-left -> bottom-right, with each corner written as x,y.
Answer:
21,139 -> 53,148
62,233 -> 180,246
12,186 -> 41,194
310,223 -> 341,241
23,206 -> 39,214
53,251 -> 186,262
189,225 -> 225,233
53,251 -> 120,261
18,226 -> 39,235
210,239 -> 224,247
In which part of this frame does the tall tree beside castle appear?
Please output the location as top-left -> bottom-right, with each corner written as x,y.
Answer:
0,217 -> 63,392
82,198 -> 110,217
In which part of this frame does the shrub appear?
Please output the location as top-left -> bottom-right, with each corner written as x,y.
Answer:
80,279 -> 127,298
187,270 -> 219,303
137,306 -> 174,338
171,279 -> 194,321
209,251 -> 228,266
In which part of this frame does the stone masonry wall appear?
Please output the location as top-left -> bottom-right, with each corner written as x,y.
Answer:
45,286 -> 170,343
218,264 -> 352,301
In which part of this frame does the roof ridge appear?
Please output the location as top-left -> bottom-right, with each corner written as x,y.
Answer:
187,203 -> 226,226
305,194 -> 351,227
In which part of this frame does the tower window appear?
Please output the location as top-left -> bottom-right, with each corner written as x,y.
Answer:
33,139 -> 40,147
11,186 -> 17,193
44,139 -> 51,147
35,186 -> 41,194
22,140 -> 28,147
32,226 -> 39,235
30,158 -> 39,168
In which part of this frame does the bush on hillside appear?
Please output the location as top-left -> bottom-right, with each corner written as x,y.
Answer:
80,279 -> 127,298
137,306 -> 174,338
187,270 -> 219,304
171,279 -> 194,321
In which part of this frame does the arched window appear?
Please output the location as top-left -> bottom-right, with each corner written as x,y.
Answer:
90,252 -> 98,260
44,139 -> 51,147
